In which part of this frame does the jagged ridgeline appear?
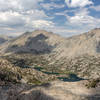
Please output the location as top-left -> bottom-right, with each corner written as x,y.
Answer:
1,29 -> 100,57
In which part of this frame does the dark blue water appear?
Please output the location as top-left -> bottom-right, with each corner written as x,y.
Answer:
58,74 -> 84,82
34,67 -> 43,71
33,66 -> 84,82
34,66 -> 59,75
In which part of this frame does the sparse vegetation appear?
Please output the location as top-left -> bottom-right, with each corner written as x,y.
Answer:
0,58 -> 56,85
86,78 -> 100,88
0,70 -> 20,83
1,53 -> 100,87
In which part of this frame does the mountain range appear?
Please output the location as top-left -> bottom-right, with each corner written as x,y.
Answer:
0,28 -> 100,100
1,28 -> 100,58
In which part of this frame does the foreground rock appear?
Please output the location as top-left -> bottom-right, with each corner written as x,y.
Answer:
0,80 -> 100,100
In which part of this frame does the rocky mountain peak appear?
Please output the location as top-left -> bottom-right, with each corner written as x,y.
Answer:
87,28 -> 100,36
0,28 -> 100,58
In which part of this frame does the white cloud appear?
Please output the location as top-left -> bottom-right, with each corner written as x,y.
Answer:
31,20 -> 54,28
65,0 -> 93,8
0,0 -> 43,11
90,5 -> 100,11
40,2 -> 65,10
0,11 -> 25,28
0,9 -> 55,36
0,0 -> 99,37
0,0 -> 55,35
0,9 -> 51,29
67,8 -> 100,30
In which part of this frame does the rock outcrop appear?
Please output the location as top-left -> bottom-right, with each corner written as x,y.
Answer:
0,80 -> 100,100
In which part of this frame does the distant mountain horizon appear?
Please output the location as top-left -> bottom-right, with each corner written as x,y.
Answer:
1,28 -> 100,38
0,28 -> 100,57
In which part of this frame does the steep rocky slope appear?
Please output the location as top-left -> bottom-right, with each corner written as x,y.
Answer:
0,30 -> 64,55
52,28 -> 100,59
0,28 -> 100,58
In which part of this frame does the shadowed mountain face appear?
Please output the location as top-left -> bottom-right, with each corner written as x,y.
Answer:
0,28 -> 100,58
6,33 -> 55,54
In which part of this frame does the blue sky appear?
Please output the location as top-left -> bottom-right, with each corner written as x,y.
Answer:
0,0 -> 100,37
